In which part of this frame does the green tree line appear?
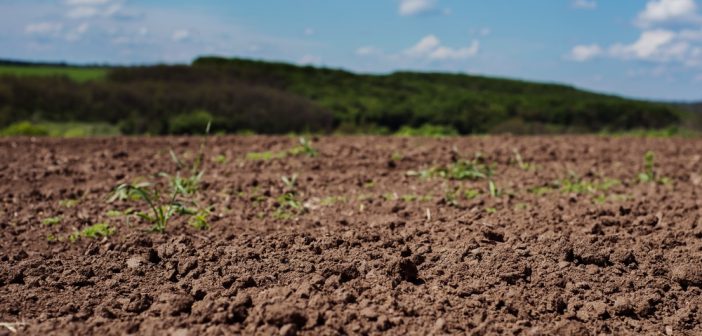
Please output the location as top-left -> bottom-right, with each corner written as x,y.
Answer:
0,57 -> 696,135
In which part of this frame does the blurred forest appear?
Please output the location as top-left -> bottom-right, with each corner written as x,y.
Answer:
0,57 -> 699,135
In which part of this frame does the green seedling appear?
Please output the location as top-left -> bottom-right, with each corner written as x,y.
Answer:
189,208 -> 211,230
59,199 -> 79,208
514,203 -> 529,211
638,151 -> 670,184
281,174 -> 298,191
463,188 -> 481,200
512,149 -> 532,171
408,157 -> 494,181
42,216 -> 62,226
528,186 -> 552,196
69,223 -> 114,242
488,180 -> 500,198
213,154 -> 227,164
105,209 -> 124,218
273,192 -> 304,220
109,183 -> 186,233
639,151 -> 656,183
246,150 -> 287,161
444,188 -> 460,206
391,152 -> 403,162
485,207 -> 497,214
289,137 -> 318,157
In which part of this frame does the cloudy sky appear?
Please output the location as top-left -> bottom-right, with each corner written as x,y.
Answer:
2,0 -> 702,101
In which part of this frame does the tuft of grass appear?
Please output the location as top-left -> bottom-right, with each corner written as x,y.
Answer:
69,223 -> 114,242
488,180 -> 500,198
408,157 -> 494,181
281,174 -> 298,191
246,150 -> 287,161
528,186 -> 553,196
273,192 -> 304,220
41,216 -> 62,226
246,137 -> 318,161
512,149 -> 533,171
109,182 -> 186,233
288,137 -> 318,157
213,154 -> 227,164
637,151 -> 671,184
638,151 -> 656,183
189,208 -> 211,230
463,188 -> 481,200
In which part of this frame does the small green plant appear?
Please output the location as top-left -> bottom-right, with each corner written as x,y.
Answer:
639,151 -> 656,183
512,149 -> 532,171
109,182 -> 187,233
105,209 -> 125,218
444,187 -> 460,206
273,192 -> 304,220
247,138 -> 318,161
289,137 -> 318,157
528,186 -> 552,196
213,154 -> 227,164
408,157 -> 494,181
69,223 -> 115,242
463,188 -> 481,200
637,151 -> 670,184
488,180 -> 500,198
59,199 -> 79,208
281,174 -> 298,191
189,208 -> 211,230
42,216 -> 62,226
246,150 -> 287,161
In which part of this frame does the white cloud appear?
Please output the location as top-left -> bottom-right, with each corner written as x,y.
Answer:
65,0 -> 112,5
406,34 -> 441,55
572,0 -> 597,10
66,23 -> 90,41
571,0 -> 702,68
356,46 -> 383,56
171,29 -> 190,42
25,22 -> 63,35
65,0 -> 114,6
637,0 -> 700,26
610,29 -> 678,59
304,27 -> 315,36
66,6 -> 98,19
398,0 -> 436,16
569,44 -> 603,61
406,34 -> 479,60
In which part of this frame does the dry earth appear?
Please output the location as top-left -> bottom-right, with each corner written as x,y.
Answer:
1,136 -> 702,335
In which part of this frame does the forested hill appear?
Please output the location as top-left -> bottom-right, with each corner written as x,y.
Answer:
0,56 -> 699,135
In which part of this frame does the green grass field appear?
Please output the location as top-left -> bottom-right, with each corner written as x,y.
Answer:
0,65 -> 107,82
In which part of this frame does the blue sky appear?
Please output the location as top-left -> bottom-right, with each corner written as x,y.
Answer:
2,0 -> 702,101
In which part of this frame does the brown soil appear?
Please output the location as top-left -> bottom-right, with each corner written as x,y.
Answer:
1,136 -> 702,335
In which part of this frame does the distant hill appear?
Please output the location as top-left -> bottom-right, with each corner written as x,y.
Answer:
0,56 -> 698,135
